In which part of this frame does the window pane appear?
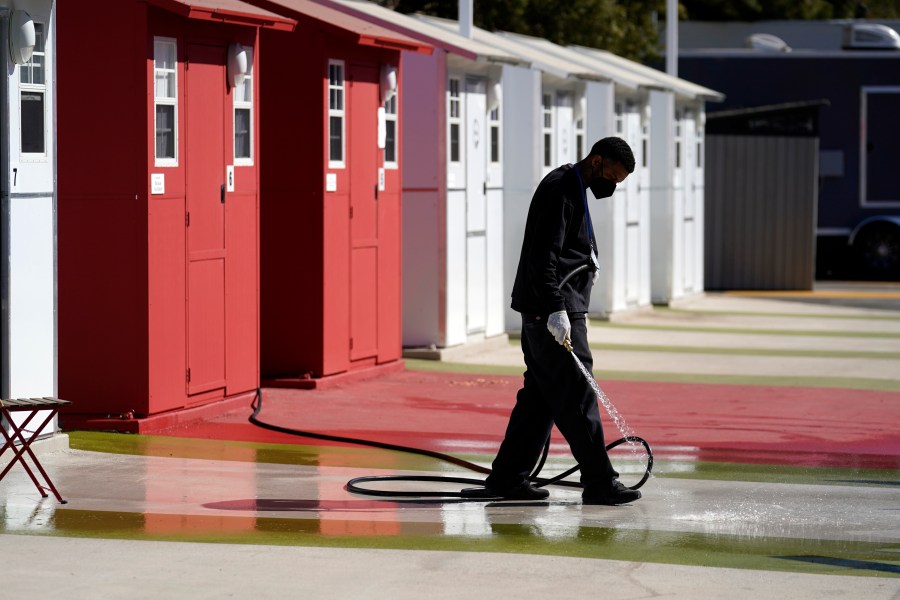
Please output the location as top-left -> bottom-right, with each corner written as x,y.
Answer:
450,123 -> 460,162
21,91 -> 44,153
329,115 -> 343,162
235,79 -> 252,104
235,108 -> 251,159
577,134 -> 583,160
19,63 -> 31,85
34,23 -> 45,53
155,41 -> 175,70
543,133 -> 551,167
335,89 -> 343,111
491,125 -> 499,163
385,120 -> 396,163
155,71 -> 176,99
675,141 -> 681,168
31,54 -> 44,85
156,104 -> 175,159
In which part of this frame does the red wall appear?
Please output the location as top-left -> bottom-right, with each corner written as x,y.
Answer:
58,1 -> 151,416
259,23 -> 403,380
58,1 -> 261,420
259,26 -> 324,377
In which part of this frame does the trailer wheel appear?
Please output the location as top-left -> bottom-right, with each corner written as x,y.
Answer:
853,222 -> 900,279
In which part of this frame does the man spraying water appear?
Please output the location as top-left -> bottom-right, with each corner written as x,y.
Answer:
481,137 -> 642,505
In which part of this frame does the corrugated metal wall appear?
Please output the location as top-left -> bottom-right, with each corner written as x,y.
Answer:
705,135 -> 818,290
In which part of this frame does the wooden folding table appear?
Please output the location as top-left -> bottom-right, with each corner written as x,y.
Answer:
0,397 -> 70,503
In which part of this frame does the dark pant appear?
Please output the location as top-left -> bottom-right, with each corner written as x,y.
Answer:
485,314 -> 619,494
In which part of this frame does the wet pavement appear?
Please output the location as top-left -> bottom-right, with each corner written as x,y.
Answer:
2,287 -> 900,598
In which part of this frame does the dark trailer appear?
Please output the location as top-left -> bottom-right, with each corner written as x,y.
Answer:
680,46 -> 900,280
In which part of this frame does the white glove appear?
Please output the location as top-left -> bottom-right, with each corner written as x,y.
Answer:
547,310 -> 571,346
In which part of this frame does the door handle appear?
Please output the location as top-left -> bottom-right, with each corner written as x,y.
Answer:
221,184 -> 225,204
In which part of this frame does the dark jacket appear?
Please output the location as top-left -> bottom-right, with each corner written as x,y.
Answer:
511,164 -> 596,316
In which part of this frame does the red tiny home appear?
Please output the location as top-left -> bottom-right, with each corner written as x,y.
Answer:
245,0 -> 431,386
57,0 -> 294,429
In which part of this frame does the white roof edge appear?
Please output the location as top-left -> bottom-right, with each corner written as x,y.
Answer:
416,14 -> 604,82
496,31 -> 653,91
570,44 -> 725,101
327,0 -> 527,65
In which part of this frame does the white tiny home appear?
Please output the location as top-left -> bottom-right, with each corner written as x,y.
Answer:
1,2 -> 56,440
572,46 -> 723,304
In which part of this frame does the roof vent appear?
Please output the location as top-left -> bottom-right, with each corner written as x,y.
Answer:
842,23 -> 900,50
744,33 -> 791,53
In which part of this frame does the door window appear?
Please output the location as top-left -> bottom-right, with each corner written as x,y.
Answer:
20,22 -> 47,156
384,93 -> 398,167
328,60 -> 345,167
234,48 -> 253,164
154,37 -> 178,166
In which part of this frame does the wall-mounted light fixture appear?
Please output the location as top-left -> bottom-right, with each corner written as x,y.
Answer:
380,64 -> 397,105
9,9 -> 35,66
227,43 -> 249,88
641,102 -> 652,129
487,81 -> 502,112
574,94 -> 587,122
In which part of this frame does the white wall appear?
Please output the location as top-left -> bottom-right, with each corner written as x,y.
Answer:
502,65 -> 541,333
401,50 -> 444,347
585,81 -> 615,314
650,89 -> 676,304
2,1 -> 57,438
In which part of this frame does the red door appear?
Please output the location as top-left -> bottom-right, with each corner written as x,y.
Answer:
186,43 -> 226,394
349,64 -> 379,361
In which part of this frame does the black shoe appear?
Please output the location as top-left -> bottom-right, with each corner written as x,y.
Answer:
462,481 -> 549,500
583,480 -> 641,505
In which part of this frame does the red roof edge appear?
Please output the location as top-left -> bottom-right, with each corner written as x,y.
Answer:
146,0 -> 297,31
245,0 -> 432,55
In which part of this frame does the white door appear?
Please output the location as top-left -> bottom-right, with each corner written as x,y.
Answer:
624,102 -> 642,306
465,77 -> 487,334
556,91 -> 575,166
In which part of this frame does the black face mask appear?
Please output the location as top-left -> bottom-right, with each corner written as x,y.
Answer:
589,159 -> 617,199
590,177 -> 616,199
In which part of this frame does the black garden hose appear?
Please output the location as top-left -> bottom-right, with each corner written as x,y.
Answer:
250,387 -> 653,501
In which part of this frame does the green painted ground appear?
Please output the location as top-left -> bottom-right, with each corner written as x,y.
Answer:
3,508 -> 897,578
591,321 -> 900,339
404,358 -> 900,392
68,432 -> 900,488
658,306 -> 900,322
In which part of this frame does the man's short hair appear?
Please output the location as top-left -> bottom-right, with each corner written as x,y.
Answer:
590,137 -> 636,173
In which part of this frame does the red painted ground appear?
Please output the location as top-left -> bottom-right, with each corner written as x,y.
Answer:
158,370 -> 900,470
